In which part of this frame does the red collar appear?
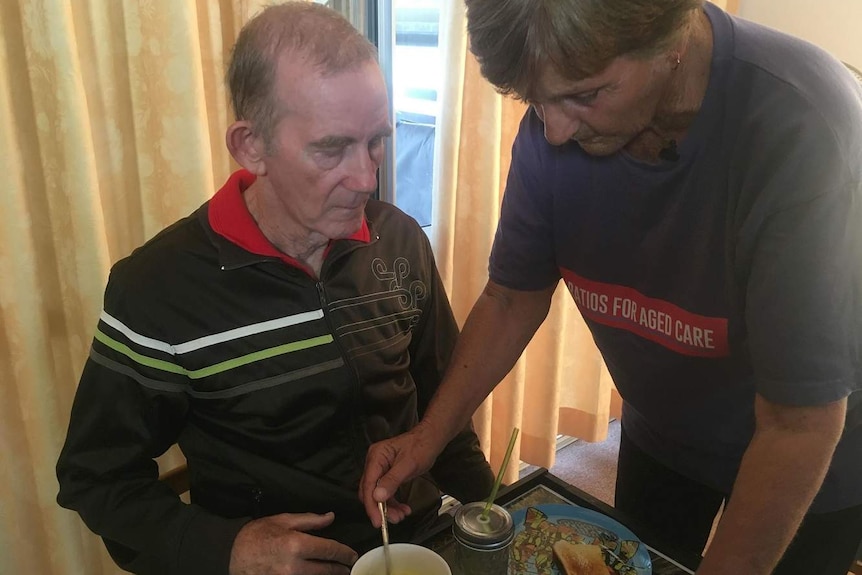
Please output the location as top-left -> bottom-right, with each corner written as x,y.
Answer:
209,170 -> 371,270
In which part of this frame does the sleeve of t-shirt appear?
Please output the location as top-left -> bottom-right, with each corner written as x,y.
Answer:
745,185 -> 860,406
488,109 -> 562,291
737,79 -> 862,407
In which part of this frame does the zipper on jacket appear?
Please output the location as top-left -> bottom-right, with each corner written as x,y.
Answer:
251,487 -> 263,518
315,280 -> 368,473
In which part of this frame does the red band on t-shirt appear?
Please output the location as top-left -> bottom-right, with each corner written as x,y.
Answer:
561,268 -> 729,358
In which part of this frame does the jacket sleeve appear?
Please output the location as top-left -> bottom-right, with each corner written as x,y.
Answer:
408,241 -> 494,504
56,283 -> 249,575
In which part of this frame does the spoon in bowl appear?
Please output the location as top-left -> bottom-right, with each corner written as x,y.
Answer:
378,500 -> 393,575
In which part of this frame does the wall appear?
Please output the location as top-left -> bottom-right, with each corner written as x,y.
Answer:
737,0 -> 862,69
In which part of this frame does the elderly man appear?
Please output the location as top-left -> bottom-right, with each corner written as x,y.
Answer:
56,4 -> 493,575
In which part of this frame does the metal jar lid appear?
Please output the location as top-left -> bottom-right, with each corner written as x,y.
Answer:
453,502 -> 515,550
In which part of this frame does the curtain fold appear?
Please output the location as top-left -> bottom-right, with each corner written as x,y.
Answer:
432,0 -> 619,486
0,1 -> 249,573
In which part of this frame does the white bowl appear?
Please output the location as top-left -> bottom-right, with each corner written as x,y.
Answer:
351,543 -> 452,575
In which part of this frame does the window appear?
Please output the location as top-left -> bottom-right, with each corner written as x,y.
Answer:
392,0 -> 441,227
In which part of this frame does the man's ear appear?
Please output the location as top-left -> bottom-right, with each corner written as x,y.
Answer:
226,121 -> 267,176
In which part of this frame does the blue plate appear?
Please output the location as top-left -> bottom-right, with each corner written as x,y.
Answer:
509,504 -> 652,574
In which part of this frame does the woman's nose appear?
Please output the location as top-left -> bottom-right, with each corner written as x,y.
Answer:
538,104 -> 581,146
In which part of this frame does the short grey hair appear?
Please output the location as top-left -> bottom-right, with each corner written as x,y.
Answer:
227,2 -> 378,147
464,0 -> 704,101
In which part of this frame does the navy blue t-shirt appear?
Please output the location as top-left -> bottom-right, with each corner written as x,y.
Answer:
489,3 -> 862,512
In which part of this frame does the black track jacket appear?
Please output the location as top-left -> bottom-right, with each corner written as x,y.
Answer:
56,170 -> 493,575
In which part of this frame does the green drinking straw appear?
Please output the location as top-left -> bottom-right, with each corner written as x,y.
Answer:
481,427 -> 520,520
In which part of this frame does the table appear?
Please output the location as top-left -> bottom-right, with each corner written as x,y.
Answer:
417,468 -> 702,575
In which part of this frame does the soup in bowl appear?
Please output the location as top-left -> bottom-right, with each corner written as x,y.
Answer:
351,543 -> 451,575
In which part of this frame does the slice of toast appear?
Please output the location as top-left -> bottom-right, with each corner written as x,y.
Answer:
552,540 -> 609,575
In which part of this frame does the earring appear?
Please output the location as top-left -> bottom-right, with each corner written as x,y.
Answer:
672,52 -> 681,71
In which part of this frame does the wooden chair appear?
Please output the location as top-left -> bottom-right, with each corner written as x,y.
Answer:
158,462 -> 190,496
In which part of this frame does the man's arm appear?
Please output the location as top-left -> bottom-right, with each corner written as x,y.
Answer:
57,359 -> 248,575
360,279 -> 556,525
695,394 -> 846,575
58,349 -> 357,575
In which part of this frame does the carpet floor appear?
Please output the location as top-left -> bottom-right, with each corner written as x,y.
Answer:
520,419 -> 621,506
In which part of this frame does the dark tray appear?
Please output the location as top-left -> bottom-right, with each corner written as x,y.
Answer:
415,468 -> 701,575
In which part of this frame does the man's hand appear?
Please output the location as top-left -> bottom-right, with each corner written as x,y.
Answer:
359,424 -> 442,527
229,512 -> 357,575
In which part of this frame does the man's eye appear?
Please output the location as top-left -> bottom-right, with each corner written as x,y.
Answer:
369,137 -> 386,162
318,147 -> 345,158
312,147 -> 345,169
370,134 -> 390,149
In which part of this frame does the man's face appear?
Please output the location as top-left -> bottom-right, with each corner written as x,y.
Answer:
259,56 -> 392,241
530,55 -> 672,155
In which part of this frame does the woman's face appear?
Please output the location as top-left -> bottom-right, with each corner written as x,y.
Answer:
530,54 -> 675,155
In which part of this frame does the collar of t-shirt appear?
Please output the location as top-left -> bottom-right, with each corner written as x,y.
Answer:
208,169 -> 371,272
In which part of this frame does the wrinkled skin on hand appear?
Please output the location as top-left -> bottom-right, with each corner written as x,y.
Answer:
359,425 -> 442,527
229,512 -> 357,575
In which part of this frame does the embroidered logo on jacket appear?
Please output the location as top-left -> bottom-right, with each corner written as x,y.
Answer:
372,257 -> 427,313
328,257 -> 427,359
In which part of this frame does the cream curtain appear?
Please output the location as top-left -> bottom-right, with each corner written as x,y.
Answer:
713,0 -> 736,13
0,1 -> 272,573
431,1 -> 620,486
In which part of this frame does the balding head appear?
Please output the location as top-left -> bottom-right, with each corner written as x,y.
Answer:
227,2 -> 378,148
